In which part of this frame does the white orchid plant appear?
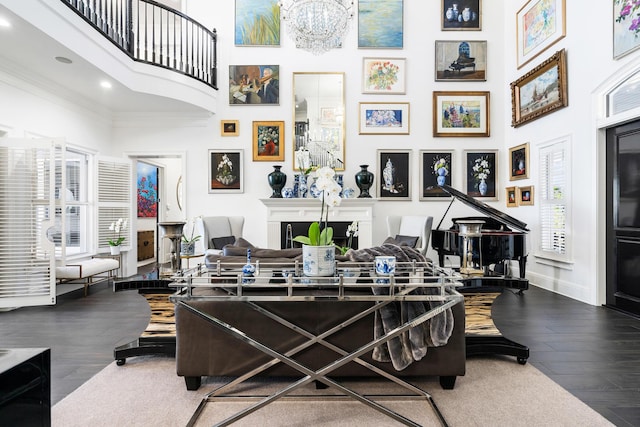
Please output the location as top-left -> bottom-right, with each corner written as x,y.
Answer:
293,166 -> 342,247
182,216 -> 202,244
108,218 -> 127,247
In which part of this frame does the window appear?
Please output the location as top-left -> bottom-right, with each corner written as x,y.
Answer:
537,136 -> 572,264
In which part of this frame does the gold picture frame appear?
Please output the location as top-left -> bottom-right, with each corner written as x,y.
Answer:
509,142 -> 529,181
511,49 -> 568,128
506,186 -> 518,207
433,91 -> 490,137
252,121 -> 285,162
519,185 -> 534,206
221,120 -> 239,136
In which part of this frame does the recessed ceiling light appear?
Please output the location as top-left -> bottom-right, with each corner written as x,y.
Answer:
100,81 -> 113,89
55,56 -> 73,64
0,17 -> 11,28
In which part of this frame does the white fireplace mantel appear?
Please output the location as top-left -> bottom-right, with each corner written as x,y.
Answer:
260,198 -> 377,249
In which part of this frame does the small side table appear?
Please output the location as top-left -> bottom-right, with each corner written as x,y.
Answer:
180,253 -> 204,269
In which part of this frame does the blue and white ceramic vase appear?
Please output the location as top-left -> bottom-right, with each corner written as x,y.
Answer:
478,179 -> 488,196
242,249 -> 256,283
437,167 -> 447,186
302,245 -> 335,277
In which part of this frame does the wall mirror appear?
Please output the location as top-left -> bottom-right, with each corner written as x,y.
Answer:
292,72 -> 345,171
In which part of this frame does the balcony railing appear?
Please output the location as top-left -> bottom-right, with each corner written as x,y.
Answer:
61,0 -> 217,90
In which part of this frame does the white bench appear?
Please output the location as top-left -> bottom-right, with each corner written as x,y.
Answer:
55,257 -> 120,296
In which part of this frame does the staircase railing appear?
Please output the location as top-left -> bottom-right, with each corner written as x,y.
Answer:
61,0 -> 217,90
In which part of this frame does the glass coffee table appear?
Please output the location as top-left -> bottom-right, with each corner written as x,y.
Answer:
170,260 -> 464,427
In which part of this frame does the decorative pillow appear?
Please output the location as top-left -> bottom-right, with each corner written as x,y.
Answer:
393,235 -> 419,248
211,235 -> 236,250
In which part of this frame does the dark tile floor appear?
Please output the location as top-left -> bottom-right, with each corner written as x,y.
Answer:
1,278 -> 639,426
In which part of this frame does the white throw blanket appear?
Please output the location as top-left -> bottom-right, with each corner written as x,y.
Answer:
346,243 -> 454,371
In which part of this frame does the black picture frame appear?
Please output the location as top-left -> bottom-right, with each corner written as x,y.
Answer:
419,150 -> 454,200
377,149 -> 412,200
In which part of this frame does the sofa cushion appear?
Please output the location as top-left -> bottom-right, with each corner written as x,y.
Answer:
212,235 -> 236,250
394,234 -> 419,248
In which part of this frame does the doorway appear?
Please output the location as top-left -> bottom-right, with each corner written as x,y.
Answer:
606,120 -> 640,317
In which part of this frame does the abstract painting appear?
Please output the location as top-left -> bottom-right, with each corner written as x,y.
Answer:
235,0 -> 280,46
137,162 -> 157,218
358,0 -> 403,48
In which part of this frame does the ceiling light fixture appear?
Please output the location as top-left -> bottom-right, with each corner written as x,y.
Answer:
55,56 -> 73,64
100,81 -> 113,89
279,0 -> 354,55
0,17 -> 11,28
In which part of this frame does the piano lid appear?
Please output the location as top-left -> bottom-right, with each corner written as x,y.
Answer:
439,184 -> 529,233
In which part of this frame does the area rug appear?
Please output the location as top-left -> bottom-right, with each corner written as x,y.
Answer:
51,355 -> 613,427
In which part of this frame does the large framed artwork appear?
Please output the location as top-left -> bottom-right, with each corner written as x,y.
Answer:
362,57 -> 406,94
508,142 -> 529,181
209,150 -> 243,194
377,149 -> 411,200
614,0 -> 640,59
433,91 -> 490,137
442,0 -> 481,31
419,150 -> 454,201
137,161 -> 157,218
358,0 -> 403,49
234,0 -> 280,46
464,149 -> 498,200
229,65 -> 279,105
252,121 -> 284,161
516,0 -> 565,68
511,49 -> 567,128
435,40 -> 486,82
359,102 -> 410,135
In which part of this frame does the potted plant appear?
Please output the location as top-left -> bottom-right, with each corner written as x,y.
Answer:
181,218 -> 201,256
292,166 -> 342,276
108,218 -> 127,255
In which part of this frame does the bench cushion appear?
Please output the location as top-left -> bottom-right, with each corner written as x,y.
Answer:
55,258 -> 119,280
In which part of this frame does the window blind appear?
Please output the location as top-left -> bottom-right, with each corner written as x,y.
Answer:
539,140 -> 570,260
97,158 -> 132,249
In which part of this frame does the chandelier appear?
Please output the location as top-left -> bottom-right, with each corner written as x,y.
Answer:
279,0 -> 354,55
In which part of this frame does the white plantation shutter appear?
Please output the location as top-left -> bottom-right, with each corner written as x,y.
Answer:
539,139 -> 571,261
97,157 -> 132,250
0,139 -> 56,308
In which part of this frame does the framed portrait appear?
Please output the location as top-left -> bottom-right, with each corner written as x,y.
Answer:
435,40 -> 486,82
358,0 -> 403,49
362,57 -> 407,94
221,120 -> 239,136
509,143 -> 529,181
377,149 -> 411,200
229,65 -> 279,105
511,49 -> 568,128
519,185 -> 534,206
516,0 -> 565,68
506,186 -> 518,208
614,0 -> 640,59
463,149 -> 498,200
234,0 -> 280,46
359,102 -> 410,135
433,91 -> 490,137
419,150 -> 454,200
252,121 -> 284,161
442,0 -> 481,31
209,150 -> 243,194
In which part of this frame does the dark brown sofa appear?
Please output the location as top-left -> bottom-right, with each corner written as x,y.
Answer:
175,288 -> 466,391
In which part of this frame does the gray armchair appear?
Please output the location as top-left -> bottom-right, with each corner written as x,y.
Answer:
386,215 -> 433,256
195,216 -> 244,256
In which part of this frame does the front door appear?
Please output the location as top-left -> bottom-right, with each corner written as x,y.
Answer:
606,120 -> 640,316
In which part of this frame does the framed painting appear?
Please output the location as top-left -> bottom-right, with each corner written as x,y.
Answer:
419,150 -> 454,200
442,0 -> 481,31
359,102 -> 410,135
433,91 -> 490,137
358,0 -> 403,49
463,149 -> 498,200
506,186 -> 518,207
377,149 -> 411,200
519,185 -> 534,205
435,40 -> 486,82
221,120 -> 239,136
209,150 -> 243,194
516,0 -> 565,68
137,161 -> 157,218
509,143 -> 529,181
234,0 -> 280,46
362,57 -> 407,94
614,0 -> 640,59
229,65 -> 279,105
252,121 -> 284,161
511,49 -> 567,128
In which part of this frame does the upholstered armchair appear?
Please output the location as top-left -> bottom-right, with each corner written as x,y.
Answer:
386,215 -> 433,256
195,216 -> 244,256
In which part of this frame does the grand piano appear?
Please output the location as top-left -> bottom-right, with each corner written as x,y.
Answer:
431,184 -> 530,364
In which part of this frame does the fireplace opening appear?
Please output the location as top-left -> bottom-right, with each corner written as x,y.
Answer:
281,222 -> 359,249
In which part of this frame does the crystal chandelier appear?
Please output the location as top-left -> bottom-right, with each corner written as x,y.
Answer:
279,0 -> 354,55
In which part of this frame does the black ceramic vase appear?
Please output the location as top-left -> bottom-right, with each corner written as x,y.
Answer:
268,165 -> 286,198
355,164 -> 374,198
